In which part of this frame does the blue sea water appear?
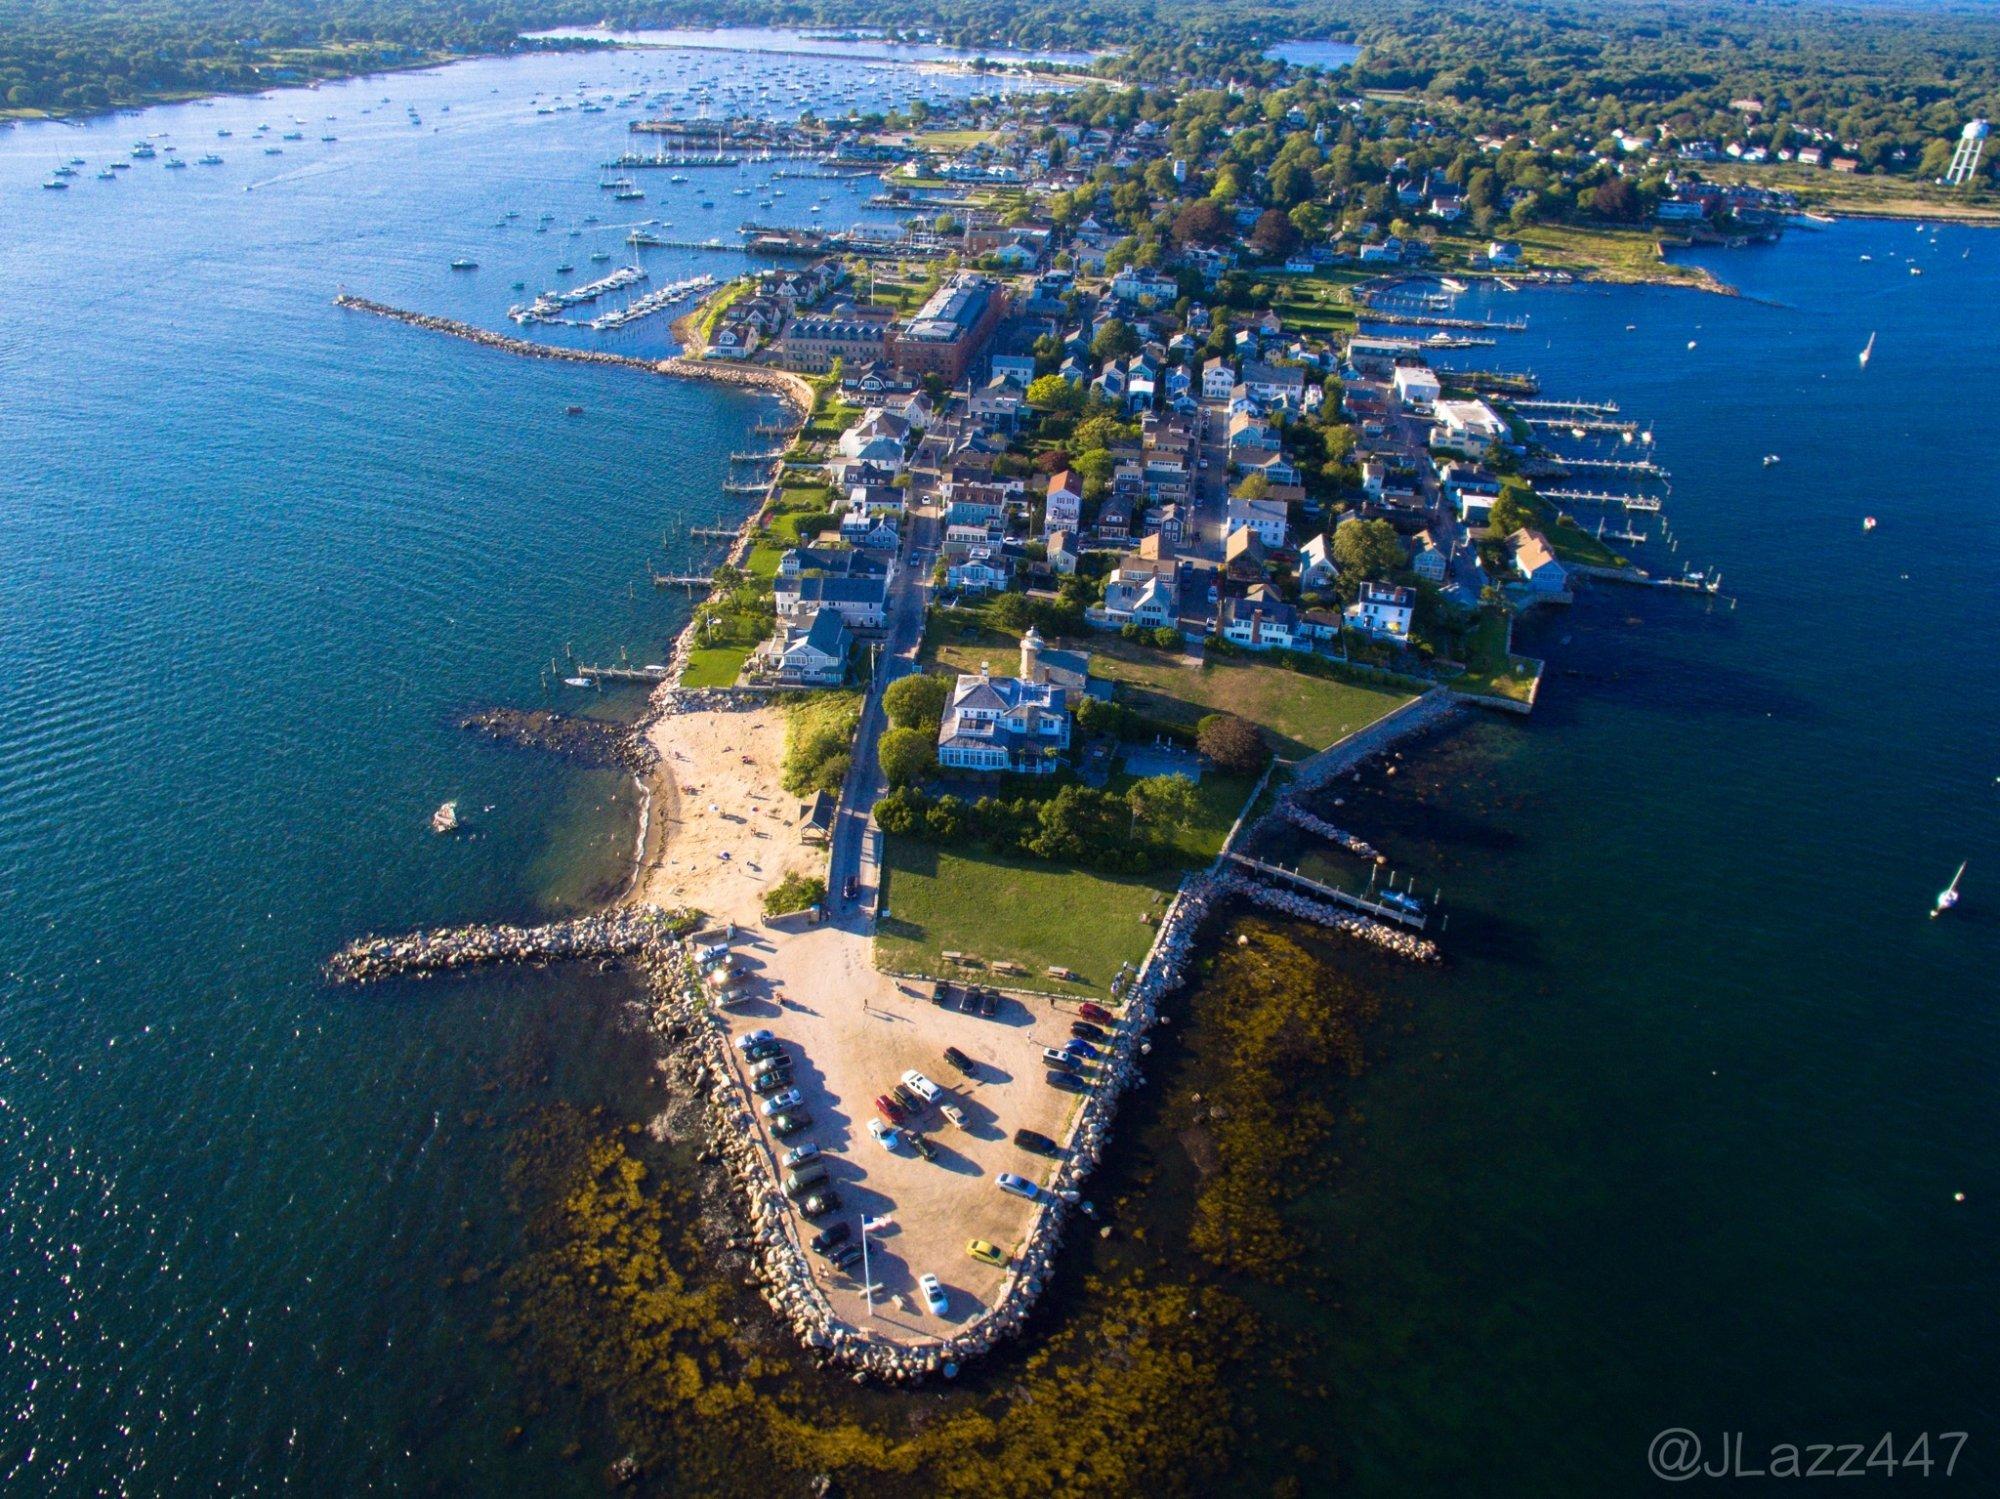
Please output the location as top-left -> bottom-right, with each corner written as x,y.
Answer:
1305,230 -> 2000,1492
0,43 -> 1023,1495
3,42 -> 1997,1494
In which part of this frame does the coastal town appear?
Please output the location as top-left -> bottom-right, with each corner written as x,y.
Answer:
323,69 -> 1770,1381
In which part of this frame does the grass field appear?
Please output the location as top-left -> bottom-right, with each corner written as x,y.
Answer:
1105,769 -> 1259,865
876,843 -> 1177,996
1089,638 -> 1413,759
1452,611 -> 1540,703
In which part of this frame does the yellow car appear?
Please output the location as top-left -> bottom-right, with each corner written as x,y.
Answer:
965,1238 -> 1010,1268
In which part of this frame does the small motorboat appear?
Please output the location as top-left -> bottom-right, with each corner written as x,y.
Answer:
565,404 -> 584,415
1932,862 -> 1966,918
1763,454 -> 1780,467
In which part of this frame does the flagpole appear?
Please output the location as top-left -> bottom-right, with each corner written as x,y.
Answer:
861,1216 -> 873,1318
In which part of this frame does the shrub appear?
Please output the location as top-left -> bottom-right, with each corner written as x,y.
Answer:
882,672 -> 951,731
763,871 -> 826,917
877,726 -> 938,788
1197,713 -> 1268,772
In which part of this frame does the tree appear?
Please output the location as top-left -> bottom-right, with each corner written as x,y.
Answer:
1091,318 -> 1140,363
1331,516 -> 1406,578
1197,713 -> 1267,772
1126,773 -> 1199,842
1488,485 -> 1537,538
1590,177 -> 1642,222
1027,373 -> 1085,412
877,727 -> 938,788
883,673 -> 951,731
1172,197 -> 1230,246
1248,208 -> 1300,260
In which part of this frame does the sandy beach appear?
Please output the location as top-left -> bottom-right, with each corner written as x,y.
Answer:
634,703 -> 811,927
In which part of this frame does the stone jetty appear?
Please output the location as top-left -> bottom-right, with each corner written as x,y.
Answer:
332,295 -> 814,414
458,707 -> 657,774
1214,871 -> 1440,962
1278,800 -> 1379,860
325,905 -> 691,984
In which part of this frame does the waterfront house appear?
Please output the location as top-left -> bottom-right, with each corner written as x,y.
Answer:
1344,580 -> 1415,643
764,607 -> 851,686
937,660 -> 1070,775
1509,528 -> 1570,594
1432,398 -> 1507,456
774,569 -> 891,629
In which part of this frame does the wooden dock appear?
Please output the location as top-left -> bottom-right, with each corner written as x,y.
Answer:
1558,456 -> 1668,477
728,449 -> 787,462
1540,488 -> 1663,512
1514,398 -> 1621,416
576,663 -> 670,683
1523,415 -> 1639,435
690,525 -> 740,539
1225,853 -> 1428,929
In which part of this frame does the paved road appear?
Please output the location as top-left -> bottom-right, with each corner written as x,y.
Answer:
828,502 -> 936,917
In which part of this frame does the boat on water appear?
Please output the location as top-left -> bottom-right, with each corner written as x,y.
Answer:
97,169 -> 116,180
565,405 -> 585,416
165,157 -> 188,169
1439,276 -> 1468,293
198,153 -> 223,165
1763,454 -> 1780,467
614,188 -> 645,200
430,800 -> 460,834
41,178 -> 69,190
131,143 -> 156,159
555,262 -> 574,273
1860,332 -> 1876,367
1932,862 -> 1966,917
1910,266 -> 1923,276
1863,516 -> 1878,530
450,258 -> 477,270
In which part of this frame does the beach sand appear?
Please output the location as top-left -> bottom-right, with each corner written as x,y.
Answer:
634,704 -> 810,927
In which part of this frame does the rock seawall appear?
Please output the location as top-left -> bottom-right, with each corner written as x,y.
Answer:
325,906 -> 690,984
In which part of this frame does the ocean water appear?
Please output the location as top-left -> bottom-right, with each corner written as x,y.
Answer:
0,43 -> 1022,1495
5,46 -> 1997,1494
1300,227 -> 2000,1492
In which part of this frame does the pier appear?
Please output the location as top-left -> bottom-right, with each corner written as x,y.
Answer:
1225,853 -> 1429,929
1514,398 -> 1620,416
575,662 -> 671,683
728,449 -> 787,462
1540,488 -> 1663,512
721,481 -> 769,495
1359,310 -> 1528,332
689,524 -> 741,539
1556,456 -> 1668,477
651,573 -> 714,587
1523,415 -> 1639,435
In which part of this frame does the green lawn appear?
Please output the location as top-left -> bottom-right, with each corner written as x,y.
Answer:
1088,638 -> 1413,760
1105,769 -> 1259,865
681,645 -> 754,689
875,842 -> 1176,996
1452,611 -> 1541,704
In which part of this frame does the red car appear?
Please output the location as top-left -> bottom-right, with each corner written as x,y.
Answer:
1077,1002 -> 1114,1025
875,1094 -> 907,1125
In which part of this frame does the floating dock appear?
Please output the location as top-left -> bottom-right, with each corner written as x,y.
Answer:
1539,488 -> 1663,512
1225,853 -> 1429,930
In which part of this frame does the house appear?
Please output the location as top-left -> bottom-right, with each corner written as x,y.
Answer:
1096,567 -> 1179,629
947,548 -> 1012,593
1391,365 -> 1442,410
1432,398 -> 1507,456
1219,589 -> 1298,651
774,570 -> 891,629
1043,469 -> 1083,536
1225,494 -> 1289,549
1509,528 -> 1570,593
1223,525 -> 1269,582
1201,359 -> 1236,400
836,408 -> 911,465
1241,361 -> 1307,408
764,607 -> 851,686
1458,488 -> 1501,525
936,660 -> 1070,775
1486,241 -> 1523,267
1297,533 -> 1337,590
1411,529 -> 1448,582
1045,528 -> 1080,576
1344,580 -> 1415,643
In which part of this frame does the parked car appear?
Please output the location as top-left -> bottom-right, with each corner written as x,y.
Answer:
783,1141 -> 821,1168
966,1239 -> 1009,1267
932,983 -> 957,1008
734,1029 -> 775,1053
769,1110 -> 811,1136
918,1272 -> 948,1316
1077,1003 -> 1113,1025
810,1223 -> 851,1256
799,1190 -> 841,1219
874,1094 -> 907,1125
1041,1047 -> 1081,1071
830,1243 -> 864,1272
940,1103 -> 968,1131
751,1054 -> 792,1081
868,1118 -> 903,1151
1063,1039 -> 1099,1059
1069,1022 -> 1105,1042
752,1068 -> 792,1095
760,1088 -> 804,1115
978,988 -> 999,1019
742,1037 -> 784,1063
958,987 -> 982,1015
842,874 -> 858,901
995,1171 -> 1039,1201
942,1046 -> 975,1076
1013,1128 -> 1059,1157
1045,1069 -> 1087,1092
910,1132 -> 937,1162
784,1161 -> 830,1195
892,1083 -> 924,1114
900,1070 -> 942,1106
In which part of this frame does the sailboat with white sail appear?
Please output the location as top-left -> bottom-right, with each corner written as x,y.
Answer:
1859,331 -> 1876,368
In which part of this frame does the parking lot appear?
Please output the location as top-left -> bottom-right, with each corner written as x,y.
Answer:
708,914 -> 1105,1343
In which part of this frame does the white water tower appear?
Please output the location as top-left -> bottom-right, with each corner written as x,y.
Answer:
1945,119 -> 1989,187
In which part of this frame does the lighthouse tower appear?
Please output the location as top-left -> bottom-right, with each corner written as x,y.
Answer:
1020,626 -> 1045,685
1946,119 -> 1989,188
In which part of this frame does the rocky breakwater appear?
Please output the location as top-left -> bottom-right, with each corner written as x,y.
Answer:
1278,800 -> 1379,860
332,296 -> 810,415
459,707 -> 658,775
1214,872 -> 1440,963
1287,687 -> 1461,795
325,904 -> 691,984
